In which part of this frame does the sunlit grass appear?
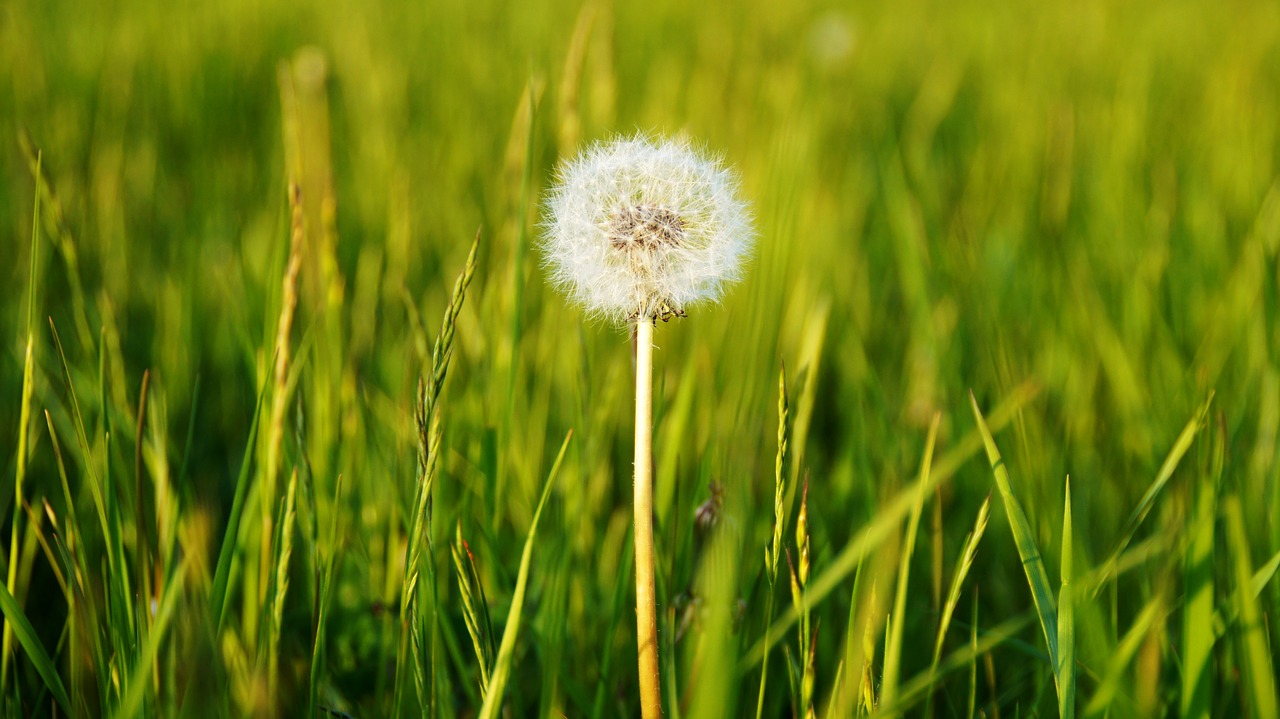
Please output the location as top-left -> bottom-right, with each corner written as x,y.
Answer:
2,0 -> 1279,716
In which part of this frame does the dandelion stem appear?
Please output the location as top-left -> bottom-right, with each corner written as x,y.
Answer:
634,319 -> 663,718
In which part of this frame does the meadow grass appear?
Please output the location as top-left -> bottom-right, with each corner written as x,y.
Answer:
2,0 -> 1279,716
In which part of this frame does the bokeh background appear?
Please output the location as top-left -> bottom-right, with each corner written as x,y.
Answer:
2,0 -> 1278,716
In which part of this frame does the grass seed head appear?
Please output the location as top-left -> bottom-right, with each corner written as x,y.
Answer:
541,134 -> 754,324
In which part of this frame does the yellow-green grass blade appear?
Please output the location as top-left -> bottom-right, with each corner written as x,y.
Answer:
932,495 -> 991,667
1208,550 -> 1280,639
112,556 -> 190,719
1180,421 -> 1221,719
308,471 -> 344,719
827,555 -> 864,718
656,349 -> 699,521
923,493 -> 991,719
210,350 -> 275,630
49,317 -> 139,704
742,382 -> 1038,671
1093,396 -> 1212,595
0,581 -> 71,714
1057,477 -> 1075,719
590,529 -> 635,719
882,413 -> 939,712
99,330 -> 137,649
453,522 -> 493,695
1248,549 -> 1280,597
502,81 -> 540,444
787,300 -> 831,492
45,409 -> 101,710
875,612 -> 1034,717
477,430 -> 571,719
555,0 -> 595,152
19,134 -> 95,352
756,363 -> 790,719
968,391 -> 1058,669
967,598 -> 979,719
1082,594 -> 1166,718
4,148 -> 41,696
267,469 -> 299,705
48,320 -> 111,568
1223,496 -> 1277,719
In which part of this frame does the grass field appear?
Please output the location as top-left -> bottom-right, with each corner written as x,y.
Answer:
2,0 -> 1279,716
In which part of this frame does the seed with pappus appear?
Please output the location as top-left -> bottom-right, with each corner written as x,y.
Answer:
541,134 -> 754,324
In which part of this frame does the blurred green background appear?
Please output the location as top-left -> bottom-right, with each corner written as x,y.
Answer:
2,0 -> 1278,716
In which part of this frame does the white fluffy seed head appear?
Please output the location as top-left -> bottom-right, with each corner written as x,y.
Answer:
541,134 -> 754,325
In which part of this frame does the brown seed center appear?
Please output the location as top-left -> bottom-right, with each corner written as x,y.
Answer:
607,205 -> 685,249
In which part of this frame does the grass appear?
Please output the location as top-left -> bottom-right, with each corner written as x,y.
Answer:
2,0 -> 1280,716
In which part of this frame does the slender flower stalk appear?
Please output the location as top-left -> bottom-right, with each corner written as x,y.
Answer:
542,134 -> 753,718
633,319 -> 660,717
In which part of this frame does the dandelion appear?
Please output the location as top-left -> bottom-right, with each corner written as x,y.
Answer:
541,134 -> 754,718
542,134 -> 753,325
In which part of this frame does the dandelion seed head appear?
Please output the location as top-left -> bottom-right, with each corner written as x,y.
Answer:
541,134 -> 754,324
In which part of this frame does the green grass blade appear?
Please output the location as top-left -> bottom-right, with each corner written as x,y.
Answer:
1223,496 -> 1278,719
453,522 -> 493,695
1248,549 -> 1280,597
967,598 -> 979,719
502,83 -> 539,443
968,391 -> 1058,669
210,351 -> 275,630
176,372 -> 202,488
267,468 -> 299,705
922,492 -> 991,719
932,494 -> 991,667
24,152 -> 41,335
826,555 -> 864,718
112,557 -> 190,719
48,319 -> 111,563
477,430 -> 571,719
100,329 -> 137,648
882,413 -> 940,712
756,362 -> 790,719
1209,548 -> 1280,639
1181,421 -> 1220,719
4,146 -> 42,699
308,471 -> 344,719
44,409 -> 100,711
1082,595 -> 1165,718
1057,477 -> 1075,719
1093,396 -> 1212,594
590,529 -> 635,719
876,612 -> 1034,716
0,581 -> 71,714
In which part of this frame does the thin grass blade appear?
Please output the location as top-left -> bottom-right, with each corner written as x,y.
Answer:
882,413 -> 940,712
211,350 -> 275,629
477,430 -> 572,719
1057,477 -> 1075,719
112,557 -> 190,719
1082,595 -> 1165,718
3,148 -> 42,699
1093,396 -> 1212,595
968,391 -> 1058,669
0,582 -> 71,714
876,612 -> 1033,717
1223,496 -> 1278,719
1180,418 -> 1221,719
932,494 -> 990,667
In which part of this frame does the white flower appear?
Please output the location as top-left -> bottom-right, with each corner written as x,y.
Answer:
541,134 -> 753,324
